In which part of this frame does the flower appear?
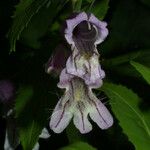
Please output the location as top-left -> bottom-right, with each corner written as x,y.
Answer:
4,116 -> 20,150
49,12 -> 113,134
45,44 -> 71,76
49,70 -> 113,134
64,12 -> 108,50
0,80 -> 15,103
63,12 -> 107,87
65,47 -> 105,87
32,128 -> 50,150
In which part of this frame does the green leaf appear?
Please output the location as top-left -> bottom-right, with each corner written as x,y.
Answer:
101,83 -> 150,150
20,0 -> 69,49
13,0 -> 34,17
103,51 -> 142,67
130,61 -> 150,85
8,0 -> 50,52
14,82 -> 52,149
15,86 -> 42,150
19,120 -> 41,150
90,0 -> 109,20
102,50 -> 150,80
59,141 -> 96,150
72,0 -> 82,12
15,86 -> 33,117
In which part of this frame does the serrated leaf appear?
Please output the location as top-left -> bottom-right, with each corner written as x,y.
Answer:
14,83 -> 51,150
90,0 -> 109,20
14,86 -> 41,150
130,61 -> 150,85
8,0 -> 50,52
59,141 -> 96,150
20,0 -> 69,49
101,83 -> 150,150
102,50 -> 150,80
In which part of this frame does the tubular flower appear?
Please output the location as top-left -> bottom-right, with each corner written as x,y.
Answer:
66,48 -> 105,87
0,80 -> 15,103
45,44 -> 71,76
63,12 -> 107,86
64,12 -> 108,50
49,12 -> 113,134
50,70 -> 113,134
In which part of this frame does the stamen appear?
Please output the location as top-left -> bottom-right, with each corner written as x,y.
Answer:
93,24 -> 98,37
87,21 -> 91,30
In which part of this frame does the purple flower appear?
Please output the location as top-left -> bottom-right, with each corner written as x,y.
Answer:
45,44 -> 71,76
63,12 -> 107,87
64,12 -> 108,50
49,69 -> 113,134
65,48 -> 105,87
0,80 -> 15,103
49,12 -> 113,134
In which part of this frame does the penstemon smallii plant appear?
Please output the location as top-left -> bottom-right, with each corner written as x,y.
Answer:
48,12 -> 113,134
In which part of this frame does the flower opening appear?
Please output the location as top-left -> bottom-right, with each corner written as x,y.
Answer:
49,12 -> 113,134
64,12 -> 108,49
50,71 -> 113,134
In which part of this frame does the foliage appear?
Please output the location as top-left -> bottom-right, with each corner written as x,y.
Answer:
89,0 -> 109,20
102,83 -> 150,150
59,141 -> 96,150
8,0 -> 50,52
130,61 -> 150,85
0,0 -> 150,149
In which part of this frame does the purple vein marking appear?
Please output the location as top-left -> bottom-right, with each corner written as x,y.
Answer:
55,100 -> 69,128
91,99 -> 109,126
78,103 -> 85,131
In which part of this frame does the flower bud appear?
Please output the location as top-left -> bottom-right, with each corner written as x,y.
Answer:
0,80 -> 15,104
45,44 -> 71,76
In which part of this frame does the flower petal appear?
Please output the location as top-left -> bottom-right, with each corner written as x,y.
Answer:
66,51 -> 105,88
89,14 -> 108,44
49,99 -> 73,133
39,128 -> 50,139
66,52 -> 88,77
64,12 -> 108,46
32,142 -> 40,150
88,92 -> 113,129
73,109 -> 92,134
84,54 -> 105,87
65,12 -> 88,45
57,69 -> 73,89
